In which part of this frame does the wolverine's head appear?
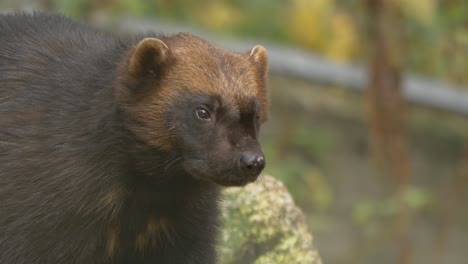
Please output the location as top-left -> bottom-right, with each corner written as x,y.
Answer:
119,33 -> 269,186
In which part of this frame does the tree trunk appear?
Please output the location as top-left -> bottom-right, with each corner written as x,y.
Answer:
365,0 -> 412,263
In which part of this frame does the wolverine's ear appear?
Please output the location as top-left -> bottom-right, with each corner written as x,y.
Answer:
248,45 -> 268,77
248,45 -> 269,123
127,38 -> 170,78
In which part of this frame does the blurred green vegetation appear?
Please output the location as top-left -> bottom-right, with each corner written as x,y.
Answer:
262,76 -> 468,263
47,0 -> 468,85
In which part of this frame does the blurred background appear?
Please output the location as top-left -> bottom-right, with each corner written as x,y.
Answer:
1,0 -> 467,263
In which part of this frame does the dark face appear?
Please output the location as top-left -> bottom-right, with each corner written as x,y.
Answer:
167,92 -> 266,186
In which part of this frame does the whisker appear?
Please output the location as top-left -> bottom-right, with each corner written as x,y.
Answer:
162,156 -> 182,177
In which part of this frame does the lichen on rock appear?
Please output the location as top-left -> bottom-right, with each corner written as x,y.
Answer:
219,175 -> 322,264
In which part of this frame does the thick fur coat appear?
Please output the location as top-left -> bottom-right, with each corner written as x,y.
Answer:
0,12 -> 268,264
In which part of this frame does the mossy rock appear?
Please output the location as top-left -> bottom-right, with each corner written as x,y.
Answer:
219,175 -> 322,264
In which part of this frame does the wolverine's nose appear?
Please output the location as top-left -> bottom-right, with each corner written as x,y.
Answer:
239,152 -> 266,173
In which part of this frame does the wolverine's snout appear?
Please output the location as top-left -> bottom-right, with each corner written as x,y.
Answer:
239,151 -> 265,175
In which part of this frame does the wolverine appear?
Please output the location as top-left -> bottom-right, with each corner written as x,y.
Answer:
0,12 -> 269,263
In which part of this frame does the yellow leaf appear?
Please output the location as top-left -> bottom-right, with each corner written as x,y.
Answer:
197,2 -> 244,32
398,0 -> 435,24
326,12 -> 358,62
289,0 -> 335,51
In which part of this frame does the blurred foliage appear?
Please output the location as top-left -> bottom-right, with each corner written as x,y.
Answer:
289,0 -> 358,61
352,186 -> 432,227
260,114 -> 336,214
40,0 -> 467,85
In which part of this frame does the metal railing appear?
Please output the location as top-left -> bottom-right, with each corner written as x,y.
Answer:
99,16 -> 468,116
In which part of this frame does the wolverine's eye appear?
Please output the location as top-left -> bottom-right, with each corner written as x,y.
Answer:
194,107 -> 211,122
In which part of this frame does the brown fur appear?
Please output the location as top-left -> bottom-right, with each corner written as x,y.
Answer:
97,185 -> 126,218
119,33 -> 269,150
106,224 -> 120,258
135,216 -> 170,252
